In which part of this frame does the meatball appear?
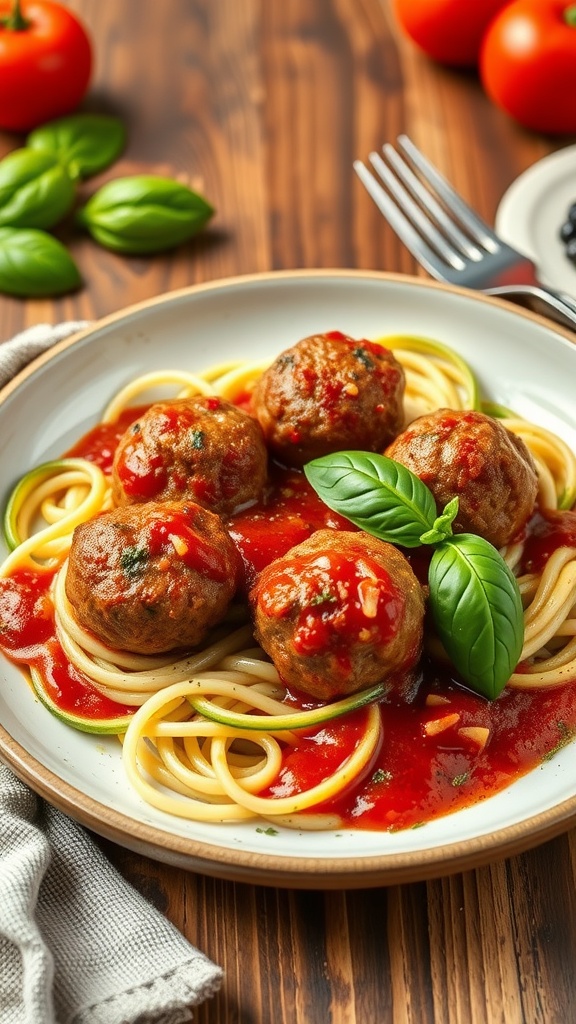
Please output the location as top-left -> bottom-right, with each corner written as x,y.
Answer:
385,408 -> 538,548
252,331 -> 405,468
65,500 -> 241,654
250,530 -> 424,701
112,395 -> 268,516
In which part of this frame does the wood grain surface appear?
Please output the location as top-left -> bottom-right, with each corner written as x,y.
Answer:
1,2 -> 575,1021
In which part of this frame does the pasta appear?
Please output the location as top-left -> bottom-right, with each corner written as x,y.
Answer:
1,333 -> 576,831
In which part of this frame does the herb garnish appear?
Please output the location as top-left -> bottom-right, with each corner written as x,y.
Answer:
304,451 -> 524,700
542,721 -> 575,761
309,589 -> 337,607
190,429 -> 205,450
353,346 -> 375,369
120,546 -> 149,579
452,772 -> 471,787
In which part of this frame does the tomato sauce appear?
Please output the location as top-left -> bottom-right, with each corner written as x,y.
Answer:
147,510 -> 230,581
0,569 -> 133,721
1,417 -> 576,831
229,482 -> 576,830
227,463 -> 355,591
261,667 -> 576,830
66,405 -> 149,475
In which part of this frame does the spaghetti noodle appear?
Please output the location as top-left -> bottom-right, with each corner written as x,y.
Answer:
1,333 -> 576,830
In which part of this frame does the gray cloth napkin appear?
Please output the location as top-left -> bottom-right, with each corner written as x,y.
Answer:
0,324 -> 223,1024
0,321 -> 89,390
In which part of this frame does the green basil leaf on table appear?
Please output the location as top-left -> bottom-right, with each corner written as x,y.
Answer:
27,114 -> 127,181
0,228 -> 82,297
76,175 -> 214,254
0,149 -> 75,229
304,451 -> 438,547
428,534 -> 524,700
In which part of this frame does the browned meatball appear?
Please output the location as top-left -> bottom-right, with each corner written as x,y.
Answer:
252,331 -> 405,468
65,500 -> 241,654
112,395 -> 268,516
385,408 -> 538,548
250,530 -> 424,701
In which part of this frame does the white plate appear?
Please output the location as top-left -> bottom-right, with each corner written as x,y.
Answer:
2,270 -> 576,889
496,145 -> 576,299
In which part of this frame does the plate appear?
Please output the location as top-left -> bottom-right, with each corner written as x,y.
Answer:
495,145 -> 576,300
1,270 -> 576,889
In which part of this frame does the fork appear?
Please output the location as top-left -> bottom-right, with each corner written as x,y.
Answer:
354,135 -> 576,332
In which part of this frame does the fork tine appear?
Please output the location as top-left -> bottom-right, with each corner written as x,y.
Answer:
381,144 -> 483,262
353,159 -> 464,280
367,152 -> 466,271
397,135 -> 499,254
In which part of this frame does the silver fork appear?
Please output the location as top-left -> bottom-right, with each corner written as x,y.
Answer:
354,135 -> 576,332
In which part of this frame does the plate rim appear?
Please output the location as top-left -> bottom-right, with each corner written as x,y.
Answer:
2,268 -> 576,404
3,721 -> 576,889
1,267 -> 576,889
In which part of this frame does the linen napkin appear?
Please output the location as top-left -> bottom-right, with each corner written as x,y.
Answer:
0,323 -> 223,1024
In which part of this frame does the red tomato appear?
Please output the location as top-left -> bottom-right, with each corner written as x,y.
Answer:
0,1 -> 92,131
480,0 -> 576,133
393,0 -> 510,68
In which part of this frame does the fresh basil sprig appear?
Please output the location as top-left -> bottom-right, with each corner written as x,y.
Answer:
304,451 -> 438,547
76,175 -> 214,254
27,114 -> 127,182
304,451 -> 524,700
0,149 -> 75,229
0,228 -> 82,297
429,535 -> 524,698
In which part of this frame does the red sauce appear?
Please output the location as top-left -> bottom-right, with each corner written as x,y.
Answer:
259,673 -> 576,830
147,510 -> 229,581
1,410 -> 576,831
522,509 -> 576,572
231,500 -> 576,829
256,549 -> 403,654
112,402 -> 210,501
116,438 -> 168,501
0,569 -> 133,721
228,464 -> 355,591
66,405 -> 149,474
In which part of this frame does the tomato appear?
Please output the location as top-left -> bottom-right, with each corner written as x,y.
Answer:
0,0 -> 92,132
393,0 -> 510,68
480,1 -> 576,134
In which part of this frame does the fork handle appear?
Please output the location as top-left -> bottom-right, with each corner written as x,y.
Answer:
485,285 -> 576,334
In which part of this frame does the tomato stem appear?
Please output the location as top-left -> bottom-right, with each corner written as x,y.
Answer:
565,4 -> 576,27
3,0 -> 29,30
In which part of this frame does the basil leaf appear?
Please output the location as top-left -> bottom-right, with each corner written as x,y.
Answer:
76,175 -> 214,253
419,496 -> 459,545
0,228 -> 82,297
428,533 -> 524,700
304,451 -> 437,547
0,149 -> 75,229
27,114 -> 127,181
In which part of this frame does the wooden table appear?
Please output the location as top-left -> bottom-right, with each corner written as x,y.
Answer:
2,2 -> 575,1021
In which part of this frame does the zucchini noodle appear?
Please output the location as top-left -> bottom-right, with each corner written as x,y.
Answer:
376,334 -> 481,423
121,687 -> 381,825
1,459 -> 110,576
1,335 -> 576,827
